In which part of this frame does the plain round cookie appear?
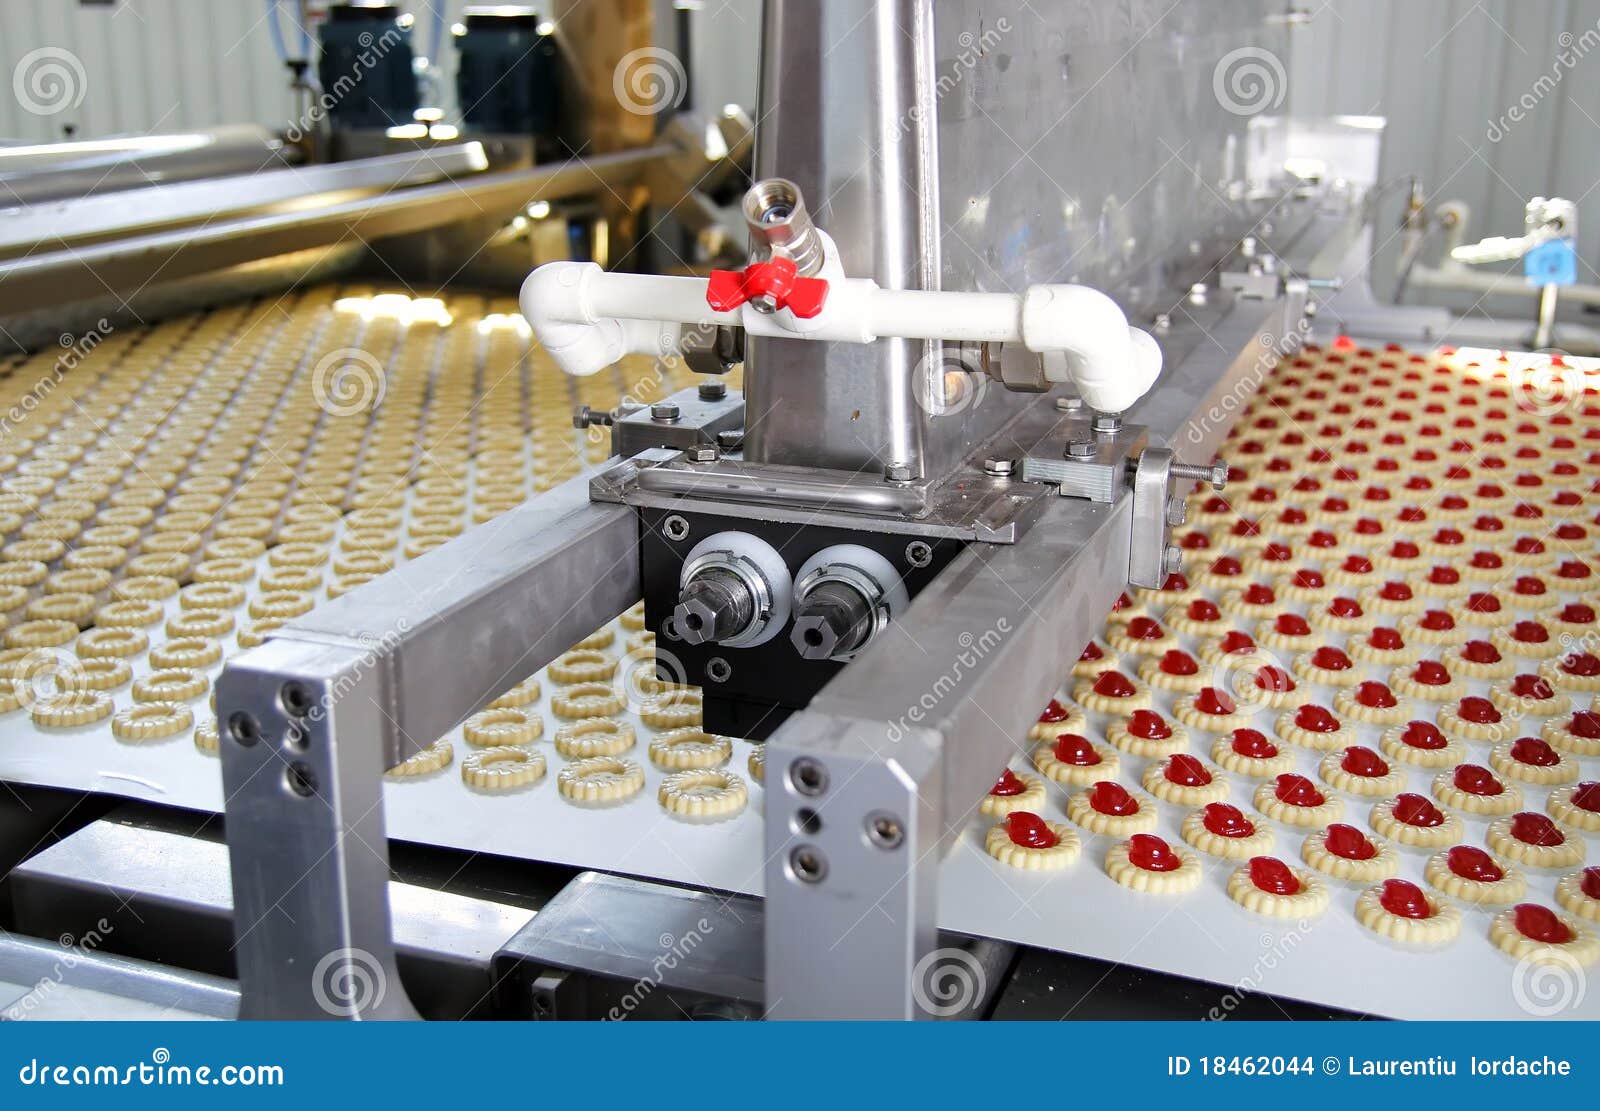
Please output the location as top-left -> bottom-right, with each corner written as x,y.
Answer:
658,768 -> 747,820
557,756 -> 646,804
461,746 -> 546,791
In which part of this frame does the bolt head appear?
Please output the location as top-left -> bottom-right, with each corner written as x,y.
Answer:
715,429 -> 744,451
884,462 -> 914,483
1054,395 -> 1084,412
1065,439 -> 1097,459
791,614 -> 842,660
688,444 -> 718,463
1163,545 -> 1184,574
1166,497 -> 1187,526
673,596 -> 721,646
983,457 -> 1014,478
1091,412 -> 1122,435
1208,460 -> 1229,490
651,402 -> 681,423
698,380 -> 727,401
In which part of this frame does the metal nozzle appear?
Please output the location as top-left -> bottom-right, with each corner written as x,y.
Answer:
790,580 -> 875,661
673,569 -> 756,646
742,178 -> 826,278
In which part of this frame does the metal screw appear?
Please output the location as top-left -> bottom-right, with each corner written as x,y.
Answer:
1091,412 -> 1122,436
904,540 -> 933,568
1065,439 -> 1097,459
1151,312 -> 1172,333
788,845 -> 827,884
1166,497 -> 1187,526
982,457 -> 1013,478
884,462 -> 914,483
789,757 -> 829,797
1163,545 -> 1183,574
1170,458 -> 1229,490
687,444 -> 718,463
1054,395 -> 1084,412
662,514 -> 690,542
651,401 -> 681,423
572,404 -> 614,430
705,656 -> 732,683
866,811 -> 904,850
698,380 -> 727,401
1187,282 -> 1208,306
715,429 -> 744,452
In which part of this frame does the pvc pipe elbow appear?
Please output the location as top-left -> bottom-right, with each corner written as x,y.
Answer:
519,261 -> 620,377
1022,285 -> 1163,412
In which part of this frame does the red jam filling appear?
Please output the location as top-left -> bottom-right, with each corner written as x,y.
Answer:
1509,737 -> 1559,767
1453,764 -> 1503,796
1354,681 -> 1397,709
1080,641 -> 1105,661
1558,603 -> 1596,624
1419,609 -> 1455,631
1210,555 -> 1243,576
1245,582 -> 1278,606
1202,803 -> 1254,838
1005,811 -> 1060,848
1187,598 -> 1221,622
1126,616 -> 1165,640
1462,640 -> 1501,665
1341,745 -> 1389,777
1581,867 -> 1600,899
1292,569 -> 1325,589
1410,661 -> 1450,687
1159,650 -> 1199,676
1194,688 -> 1237,716
1367,626 -> 1404,650
1230,729 -> 1277,759
1219,630 -> 1256,654
1570,711 -> 1600,739
1562,653 -> 1600,677
1311,646 -> 1352,671
1447,845 -> 1503,882
1274,614 -> 1311,636
1513,576 -> 1547,597
1341,555 -> 1375,573
1247,856 -> 1301,896
1510,674 -> 1555,700
990,769 -> 1028,796
1378,581 -> 1413,601
1511,537 -> 1545,557
1182,527 -> 1212,550
1089,781 -> 1140,816
1126,710 -> 1172,740
1092,670 -> 1137,698
1388,540 -> 1421,559
1259,542 -> 1292,562
1038,699 -> 1074,723
1512,904 -> 1574,944
1510,621 -> 1549,644
1470,550 -> 1504,570
1274,773 -> 1326,807
1557,561 -> 1593,582
1393,793 -> 1445,827
1432,527 -> 1464,546
1294,704 -> 1340,733
1570,782 -> 1600,814
1379,878 -> 1433,920
1510,812 -> 1565,847
1399,720 -> 1448,750
1465,592 -> 1501,614
1324,823 -> 1376,860
1164,754 -> 1213,787
1053,734 -> 1100,766
1127,833 -> 1183,872
1329,596 -> 1363,618
1427,566 -> 1460,586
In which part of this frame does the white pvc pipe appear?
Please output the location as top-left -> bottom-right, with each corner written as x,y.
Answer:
521,260 -> 1163,412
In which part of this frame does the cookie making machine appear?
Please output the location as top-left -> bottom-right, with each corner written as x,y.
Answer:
216,0 -> 1356,1018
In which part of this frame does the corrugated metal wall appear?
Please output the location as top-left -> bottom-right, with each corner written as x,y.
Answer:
1290,0 -> 1600,303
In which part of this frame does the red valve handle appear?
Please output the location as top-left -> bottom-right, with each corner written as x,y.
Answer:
705,257 -> 830,318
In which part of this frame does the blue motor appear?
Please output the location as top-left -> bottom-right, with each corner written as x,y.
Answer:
455,6 -> 563,155
316,2 -> 419,130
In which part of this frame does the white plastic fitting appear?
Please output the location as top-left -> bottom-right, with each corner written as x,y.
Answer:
519,243 -> 1162,412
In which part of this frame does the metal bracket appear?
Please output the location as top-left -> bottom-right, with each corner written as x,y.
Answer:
1128,446 -> 1176,589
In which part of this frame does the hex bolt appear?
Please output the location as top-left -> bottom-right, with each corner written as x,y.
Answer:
698,380 -> 727,401
791,579 -> 875,660
1091,412 -> 1122,436
884,462 -> 914,483
982,457 -> 1014,478
1163,545 -> 1184,574
687,444 -> 718,463
715,429 -> 744,452
651,401 -> 681,423
1170,458 -> 1229,490
1064,439 -> 1097,460
572,404 -> 613,430
1054,395 -> 1084,412
673,569 -> 755,646
1166,496 -> 1187,526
